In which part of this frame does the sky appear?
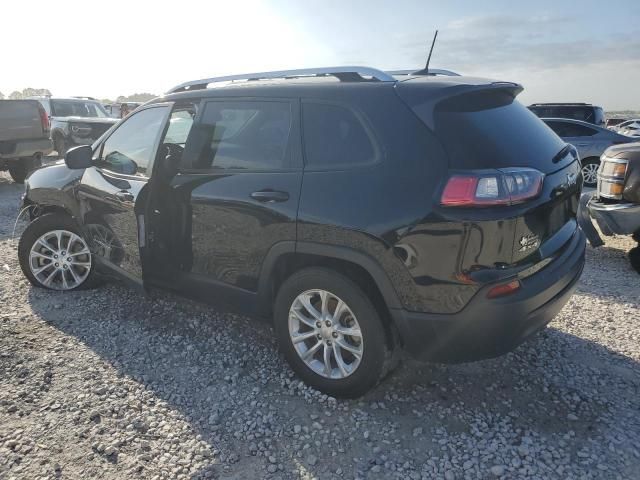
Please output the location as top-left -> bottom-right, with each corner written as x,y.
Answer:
1,0 -> 639,110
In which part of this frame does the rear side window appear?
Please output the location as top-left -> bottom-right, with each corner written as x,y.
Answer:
302,102 -> 378,169
187,100 -> 293,171
434,91 -> 567,172
545,121 -> 597,137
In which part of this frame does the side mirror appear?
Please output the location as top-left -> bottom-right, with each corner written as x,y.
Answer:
64,145 -> 93,169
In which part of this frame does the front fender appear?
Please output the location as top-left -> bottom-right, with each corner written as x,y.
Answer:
25,162 -> 84,220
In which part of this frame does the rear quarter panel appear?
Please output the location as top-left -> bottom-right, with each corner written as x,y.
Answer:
297,86 -> 451,313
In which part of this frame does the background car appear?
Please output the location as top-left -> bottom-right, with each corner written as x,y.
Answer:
619,121 -> 640,138
28,96 -> 118,156
606,118 -> 628,129
529,102 -> 605,126
609,118 -> 640,133
542,117 -> 633,187
104,102 -> 142,119
578,142 -> 640,273
0,99 -> 52,182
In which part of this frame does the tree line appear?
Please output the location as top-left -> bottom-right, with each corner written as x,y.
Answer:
0,89 -> 157,103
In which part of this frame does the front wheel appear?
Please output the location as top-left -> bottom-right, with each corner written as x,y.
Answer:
274,267 -> 392,398
8,163 -> 28,183
18,213 -> 98,291
581,158 -> 600,188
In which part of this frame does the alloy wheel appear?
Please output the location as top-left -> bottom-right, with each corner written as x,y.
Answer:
29,229 -> 91,290
582,163 -> 599,186
288,289 -> 363,379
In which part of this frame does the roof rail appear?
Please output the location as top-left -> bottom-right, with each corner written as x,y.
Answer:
71,96 -> 97,101
167,66 -> 396,94
387,69 -> 460,77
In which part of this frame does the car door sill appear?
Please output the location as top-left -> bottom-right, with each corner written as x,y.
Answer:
94,256 -> 145,292
148,272 -> 260,317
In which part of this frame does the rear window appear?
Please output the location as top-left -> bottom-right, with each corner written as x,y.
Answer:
433,91 -> 567,173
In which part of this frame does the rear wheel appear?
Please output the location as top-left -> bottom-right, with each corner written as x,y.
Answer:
54,135 -> 67,158
581,158 -> 600,188
274,267 -> 392,398
18,213 -> 98,291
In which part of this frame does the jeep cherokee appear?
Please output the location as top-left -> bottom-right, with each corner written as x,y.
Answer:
18,67 -> 586,397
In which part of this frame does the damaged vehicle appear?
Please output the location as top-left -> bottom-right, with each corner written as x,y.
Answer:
17,66 -> 585,397
578,143 -> 640,272
28,96 -> 118,156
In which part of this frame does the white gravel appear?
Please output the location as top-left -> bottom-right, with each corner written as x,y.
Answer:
1,170 -> 639,479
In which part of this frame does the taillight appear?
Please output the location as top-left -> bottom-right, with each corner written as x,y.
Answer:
37,104 -> 50,134
440,168 -> 544,207
486,280 -> 521,299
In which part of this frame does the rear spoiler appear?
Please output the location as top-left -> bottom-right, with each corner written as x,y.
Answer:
396,79 -> 523,130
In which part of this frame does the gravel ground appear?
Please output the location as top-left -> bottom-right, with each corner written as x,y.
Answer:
1,170 -> 639,480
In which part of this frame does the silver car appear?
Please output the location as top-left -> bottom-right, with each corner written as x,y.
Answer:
542,118 -> 632,187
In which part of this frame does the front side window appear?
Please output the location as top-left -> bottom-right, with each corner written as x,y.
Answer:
186,100 -> 293,171
98,106 -> 168,176
302,102 -> 378,169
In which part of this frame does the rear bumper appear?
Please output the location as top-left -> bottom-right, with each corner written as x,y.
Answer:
0,138 -> 53,160
391,228 -> 586,363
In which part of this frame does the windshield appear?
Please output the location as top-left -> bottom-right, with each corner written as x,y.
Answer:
51,100 -> 109,118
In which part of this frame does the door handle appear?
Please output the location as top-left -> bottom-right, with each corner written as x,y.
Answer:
114,190 -> 134,202
250,190 -> 289,203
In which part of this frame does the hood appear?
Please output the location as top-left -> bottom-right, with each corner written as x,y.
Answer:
52,116 -> 119,125
605,142 -> 640,160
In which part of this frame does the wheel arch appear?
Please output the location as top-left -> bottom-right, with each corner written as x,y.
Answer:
581,155 -> 601,164
257,242 -> 402,347
26,201 -> 78,224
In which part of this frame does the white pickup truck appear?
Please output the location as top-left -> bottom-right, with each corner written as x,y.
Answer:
0,100 -> 53,183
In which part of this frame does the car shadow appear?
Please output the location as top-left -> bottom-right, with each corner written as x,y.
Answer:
23,278 -> 640,479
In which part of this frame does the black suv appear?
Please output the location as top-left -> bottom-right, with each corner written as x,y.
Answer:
18,67 -> 586,397
528,103 -> 605,127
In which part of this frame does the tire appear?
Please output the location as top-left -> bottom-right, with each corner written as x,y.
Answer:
581,158 -> 600,188
8,163 -> 28,183
274,267 -> 392,398
8,156 -> 41,184
630,246 -> 640,274
54,135 -> 67,158
18,213 -> 99,291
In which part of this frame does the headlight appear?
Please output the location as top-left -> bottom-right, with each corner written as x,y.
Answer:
70,124 -> 92,137
598,157 -> 628,199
